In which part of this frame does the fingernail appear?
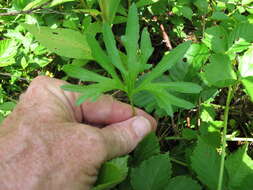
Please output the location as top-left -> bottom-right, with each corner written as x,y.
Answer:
132,116 -> 152,138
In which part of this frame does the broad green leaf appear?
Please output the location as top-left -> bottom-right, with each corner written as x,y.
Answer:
203,54 -> 237,87
242,76 -> 253,101
122,4 -> 139,82
239,47 -> 253,78
63,65 -> 112,83
194,0 -> 208,14
229,23 -> 253,46
191,137 -> 227,190
225,145 -> 253,189
211,11 -> 229,21
140,28 -> 154,72
182,128 -> 197,140
200,104 -> 216,122
0,39 -> 18,67
22,24 -> 92,60
103,24 -> 126,76
153,92 -> 174,116
131,154 -> 171,190
227,39 -> 251,60
165,176 -> 201,190
172,5 -> 193,20
148,82 -> 202,94
23,0 -> 50,11
138,41 -> 191,88
86,35 -> 120,81
49,0 -> 76,7
202,26 -> 228,54
136,0 -> 159,7
132,132 -> 160,166
0,102 -> 16,111
93,156 -> 129,190
199,121 -> 222,148
240,173 -> 253,190
99,0 -> 121,24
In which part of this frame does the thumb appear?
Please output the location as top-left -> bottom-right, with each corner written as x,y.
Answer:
101,116 -> 153,160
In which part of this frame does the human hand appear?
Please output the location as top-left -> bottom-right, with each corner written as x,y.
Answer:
0,76 -> 156,190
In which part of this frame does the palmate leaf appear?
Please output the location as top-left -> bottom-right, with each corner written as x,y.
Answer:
131,154 -> 172,190
225,145 -> 253,190
137,41 -> 191,89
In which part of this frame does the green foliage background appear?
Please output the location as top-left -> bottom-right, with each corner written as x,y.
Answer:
1,0 -> 253,189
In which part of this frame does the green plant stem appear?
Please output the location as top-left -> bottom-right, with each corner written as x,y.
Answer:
164,136 -> 186,140
170,157 -> 188,167
217,86 -> 234,190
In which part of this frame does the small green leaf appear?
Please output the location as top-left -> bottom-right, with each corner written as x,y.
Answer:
132,132 -> 160,166
194,0 -> 208,14
22,24 -> 92,60
138,41 -> 191,88
165,176 -> 201,190
239,47 -> 253,78
49,0 -> 76,7
63,65 -> 112,83
0,102 -> 16,111
131,154 -> 172,190
242,76 -> 253,101
191,137 -> 227,190
136,0 -> 159,7
23,0 -> 50,11
93,156 -> 129,190
203,26 -> 228,54
211,11 -> 229,21
203,54 -> 237,87
182,129 -> 197,140
225,145 -> 253,189
0,39 -> 18,67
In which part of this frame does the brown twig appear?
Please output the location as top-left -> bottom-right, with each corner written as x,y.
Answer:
0,2 -> 50,16
159,23 -> 173,50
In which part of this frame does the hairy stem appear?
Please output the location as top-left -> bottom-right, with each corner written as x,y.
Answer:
217,86 -> 234,190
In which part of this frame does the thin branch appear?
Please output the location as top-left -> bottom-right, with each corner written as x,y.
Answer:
159,23 -> 173,50
0,2 -> 50,16
0,72 -> 29,81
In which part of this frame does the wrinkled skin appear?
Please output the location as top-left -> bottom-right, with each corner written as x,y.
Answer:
0,76 -> 156,190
